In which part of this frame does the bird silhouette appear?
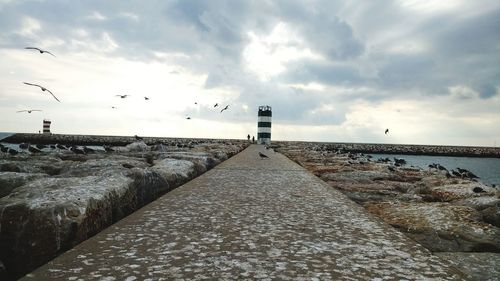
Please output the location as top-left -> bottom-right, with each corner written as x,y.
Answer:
23,82 -> 60,102
144,97 -> 150,100
116,95 -> 130,99
17,109 -> 42,113
134,135 -> 143,141
214,103 -> 218,108
25,47 -> 56,57
194,102 -> 198,105
385,129 -> 389,134
220,105 -> 229,113
111,106 -> 117,109
258,152 -> 269,159
186,116 -> 191,120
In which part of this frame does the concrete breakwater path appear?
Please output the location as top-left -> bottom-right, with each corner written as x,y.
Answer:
23,145 -> 467,280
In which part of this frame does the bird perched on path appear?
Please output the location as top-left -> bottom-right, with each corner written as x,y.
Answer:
134,135 -> 143,141
258,152 -> 269,159
25,47 -> 56,57
220,105 -> 229,113
17,109 -> 42,113
385,128 -> 389,134
23,82 -> 60,102
116,94 -> 130,99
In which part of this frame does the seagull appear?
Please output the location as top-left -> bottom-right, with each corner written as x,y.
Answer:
116,94 -> 130,99
25,47 -> 56,57
17,109 -> 42,113
258,152 -> 269,159
385,128 -> 389,134
214,103 -> 218,108
134,135 -> 143,141
144,97 -> 150,100
111,106 -> 117,109
23,82 -> 60,102
186,116 -> 191,120
220,105 -> 229,113
194,102 -> 198,105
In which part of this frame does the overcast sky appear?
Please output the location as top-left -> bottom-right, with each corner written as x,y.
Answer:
0,0 -> 499,146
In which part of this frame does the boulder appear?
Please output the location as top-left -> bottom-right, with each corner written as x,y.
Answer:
435,252 -> 500,281
364,202 -> 500,252
0,175 -> 133,278
0,172 -> 47,198
481,205 -> 500,228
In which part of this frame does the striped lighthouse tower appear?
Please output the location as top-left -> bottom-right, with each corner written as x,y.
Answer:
257,106 -> 272,145
42,119 -> 51,134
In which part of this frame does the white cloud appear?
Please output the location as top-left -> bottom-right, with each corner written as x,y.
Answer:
243,22 -> 321,81
86,11 -> 107,21
15,17 -> 41,39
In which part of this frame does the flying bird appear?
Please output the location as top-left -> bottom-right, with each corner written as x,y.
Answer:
17,109 -> 42,113
23,82 -> 60,102
116,95 -> 130,99
111,106 -> 117,109
186,117 -> 191,120
385,129 -> 389,134
220,105 -> 229,113
25,47 -> 56,57
144,97 -> 150,100
214,103 -> 218,108
258,152 -> 269,159
194,102 -> 198,105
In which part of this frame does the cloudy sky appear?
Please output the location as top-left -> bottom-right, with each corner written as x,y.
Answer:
0,0 -> 499,146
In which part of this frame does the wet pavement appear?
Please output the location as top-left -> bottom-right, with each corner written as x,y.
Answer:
22,145 -> 467,280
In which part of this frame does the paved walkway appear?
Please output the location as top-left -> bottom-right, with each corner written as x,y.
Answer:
22,145 -> 467,280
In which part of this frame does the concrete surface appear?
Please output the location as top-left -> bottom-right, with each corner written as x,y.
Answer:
22,145 -> 467,280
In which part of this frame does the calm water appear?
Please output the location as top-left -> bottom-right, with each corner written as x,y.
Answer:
370,153 -> 500,186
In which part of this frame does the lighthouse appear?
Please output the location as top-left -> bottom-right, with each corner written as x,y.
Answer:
257,106 -> 272,145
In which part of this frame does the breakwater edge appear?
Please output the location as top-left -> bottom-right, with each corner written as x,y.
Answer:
275,141 -> 500,280
0,133 -> 249,280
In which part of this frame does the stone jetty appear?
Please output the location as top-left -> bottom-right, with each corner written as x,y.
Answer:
275,142 -> 500,280
22,145 -> 466,280
0,135 -> 248,280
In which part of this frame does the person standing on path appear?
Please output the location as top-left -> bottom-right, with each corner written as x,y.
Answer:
247,134 -> 251,142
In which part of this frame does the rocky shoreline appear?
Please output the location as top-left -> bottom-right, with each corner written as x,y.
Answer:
0,136 -> 249,280
275,141 -> 500,280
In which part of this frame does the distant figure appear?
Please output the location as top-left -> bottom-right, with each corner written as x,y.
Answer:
116,94 -> 130,99
25,47 -> 56,57
247,134 -> 250,142
144,97 -> 150,100
258,152 -> 269,159
220,105 -> 229,113
385,128 -> 389,134
38,130 -> 41,134
186,117 -> 191,120
214,103 -> 218,108
252,136 -> 255,143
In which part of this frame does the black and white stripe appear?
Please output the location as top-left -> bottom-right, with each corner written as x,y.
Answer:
257,106 -> 272,145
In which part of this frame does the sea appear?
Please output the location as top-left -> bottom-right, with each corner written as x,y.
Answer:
370,153 -> 500,186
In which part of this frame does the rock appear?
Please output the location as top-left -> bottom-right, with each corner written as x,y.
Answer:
435,252 -> 500,281
0,172 -> 47,198
125,141 -> 149,152
364,202 -> 500,252
149,158 -> 198,187
0,175 -> 134,278
482,205 -> 500,228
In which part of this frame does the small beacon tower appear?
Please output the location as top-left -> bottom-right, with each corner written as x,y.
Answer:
42,119 -> 51,134
257,106 -> 272,145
